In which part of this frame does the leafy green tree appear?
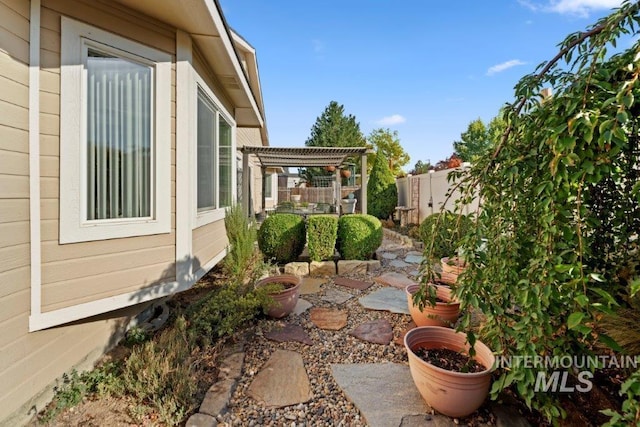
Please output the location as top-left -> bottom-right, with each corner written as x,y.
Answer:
367,150 -> 397,219
301,101 -> 366,182
417,2 -> 640,422
366,128 -> 410,177
410,159 -> 432,175
453,115 -> 505,163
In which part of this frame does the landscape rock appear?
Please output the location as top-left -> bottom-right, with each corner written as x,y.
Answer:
186,413 -> 218,427
400,414 -> 457,426
337,260 -> 368,275
218,352 -> 244,380
309,261 -> 336,276
404,253 -> 423,264
349,319 -> 393,344
292,298 -> 312,315
366,260 -> 382,272
381,252 -> 398,260
284,262 -> 309,277
247,350 -> 313,408
390,260 -> 410,269
199,378 -> 236,417
309,307 -> 348,330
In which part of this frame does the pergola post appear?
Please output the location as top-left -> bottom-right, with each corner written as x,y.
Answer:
335,167 -> 341,215
360,152 -> 367,215
242,150 -> 250,217
261,166 -> 267,214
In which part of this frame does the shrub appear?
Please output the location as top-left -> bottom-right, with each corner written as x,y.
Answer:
419,212 -> 473,261
336,214 -> 383,260
307,215 -> 338,261
257,213 -> 306,263
222,204 -> 264,286
367,151 -> 398,220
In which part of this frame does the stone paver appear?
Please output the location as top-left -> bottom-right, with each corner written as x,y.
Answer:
309,307 -> 348,330
218,352 -> 244,380
409,269 -> 421,278
366,260 -> 382,272
381,252 -> 398,260
359,287 -> 411,315
199,378 -> 236,417
265,324 -> 313,346
374,271 -> 417,289
337,260 -> 368,275
186,413 -> 218,427
247,350 -> 313,408
390,259 -> 410,268
400,414 -> 457,426
284,262 -> 309,277
405,254 -> 423,264
299,277 -> 325,294
331,363 -> 429,427
334,277 -> 373,291
321,288 -> 352,305
309,260 -> 336,276
349,319 -> 393,344
292,298 -> 312,315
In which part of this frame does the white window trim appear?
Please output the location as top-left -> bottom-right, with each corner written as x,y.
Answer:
264,172 -> 275,200
192,72 -> 236,229
59,17 -> 171,243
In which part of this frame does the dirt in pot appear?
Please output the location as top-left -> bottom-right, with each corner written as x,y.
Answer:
414,347 -> 485,373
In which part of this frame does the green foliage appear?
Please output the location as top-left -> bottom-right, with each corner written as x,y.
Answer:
366,128 -> 410,176
419,212 -> 473,262
417,2 -> 640,422
40,363 -> 124,422
188,282 -> 272,347
307,215 -> 338,261
122,316 -> 197,425
336,214 -> 382,260
410,159 -> 432,175
257,213 -> 306,263
602,368 -> 640,426
367,151 -> 398,220
124,326 -> 149,346
453,115 -> 505,163
301,100 -> 366,180
223,203 -> 263,285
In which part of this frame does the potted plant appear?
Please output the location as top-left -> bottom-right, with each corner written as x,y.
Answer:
340,192 -> 357,214
440,256 -> 466,284
405,283 -> 460,327
254,274 -> 301,318
404,326 -> 495,418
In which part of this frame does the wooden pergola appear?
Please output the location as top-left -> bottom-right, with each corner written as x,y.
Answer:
240,146 -> 371,216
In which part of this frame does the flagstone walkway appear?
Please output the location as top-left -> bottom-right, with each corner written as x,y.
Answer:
187,235 -> 531,427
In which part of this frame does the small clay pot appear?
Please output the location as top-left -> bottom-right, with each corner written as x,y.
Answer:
441,256 -> 466,275
340,169 -> 351,178
404,326 -> 495,418
405,283 -> 460,327
325,165 -> 336,172
255,274 -> 301,318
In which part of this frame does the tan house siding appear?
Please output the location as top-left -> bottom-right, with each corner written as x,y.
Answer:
193,46 -> 234,117
192,220 -> 228,269
38,0 -> 177,312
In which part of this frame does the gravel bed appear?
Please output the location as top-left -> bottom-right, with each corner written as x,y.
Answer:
216,238 -> 418,427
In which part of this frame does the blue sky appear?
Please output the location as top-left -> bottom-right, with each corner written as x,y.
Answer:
221,0 -> 623,171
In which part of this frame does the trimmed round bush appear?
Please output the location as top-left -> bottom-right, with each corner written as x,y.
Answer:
307,215 -> 338,261
419,212 -> 473,261
336,214 -> 383,260
258,213 -> 306,263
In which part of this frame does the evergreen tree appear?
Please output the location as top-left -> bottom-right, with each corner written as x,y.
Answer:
367,150 -> 397,220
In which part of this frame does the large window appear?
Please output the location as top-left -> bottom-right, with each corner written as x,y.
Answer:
60,18 -> 171,244
194,81 -> 235,227
264,173 -> 273,198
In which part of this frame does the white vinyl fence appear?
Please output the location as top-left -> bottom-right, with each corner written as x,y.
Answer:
396,167 -> 479,225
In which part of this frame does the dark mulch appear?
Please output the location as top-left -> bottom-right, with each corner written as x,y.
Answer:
414,347 -> 486,373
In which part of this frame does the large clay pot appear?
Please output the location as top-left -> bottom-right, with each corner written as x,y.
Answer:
405,283 -> 460,327
404,326 -> 495,418
441,256 -> 465,275
255,274 -> 301,318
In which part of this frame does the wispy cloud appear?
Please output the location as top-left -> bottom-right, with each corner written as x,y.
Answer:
486,59 -> 527,76
519,0 -> 622,17
375,114 -> 406,126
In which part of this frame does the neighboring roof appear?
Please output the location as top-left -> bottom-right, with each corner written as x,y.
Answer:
241,146 -> 370,168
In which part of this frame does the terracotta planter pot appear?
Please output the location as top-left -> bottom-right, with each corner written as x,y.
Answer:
325,165 -> 336,172
441,256 -> 466,275
340,169 -> 351,178
405,283 -> 460,327
255,274 -> 301,318
404,326 -> 495,418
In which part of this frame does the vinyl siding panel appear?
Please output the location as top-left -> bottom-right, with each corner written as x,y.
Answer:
192,219 -> 228,269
